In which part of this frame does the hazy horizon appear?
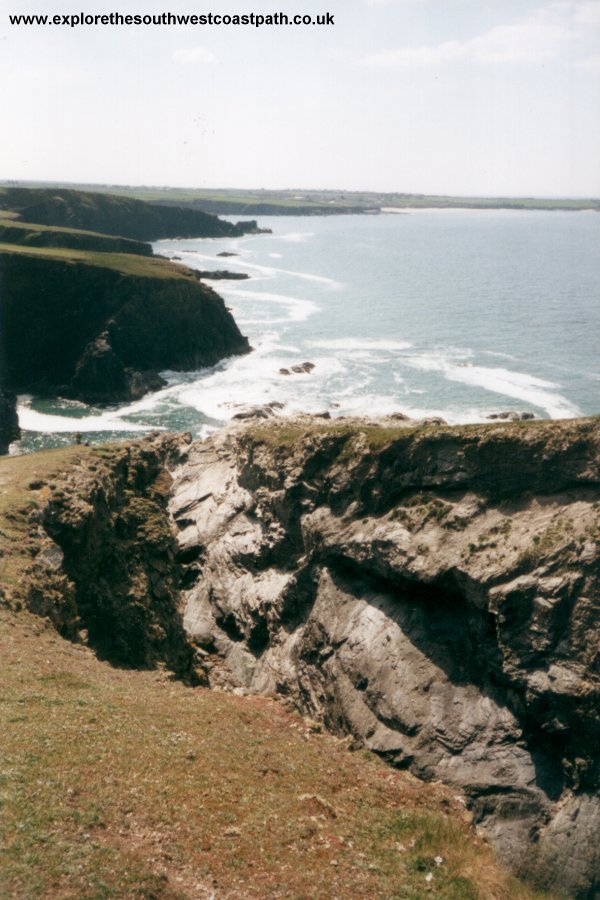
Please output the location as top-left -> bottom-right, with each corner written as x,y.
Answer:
3,177 -> 600,201
2,0 -> 600,196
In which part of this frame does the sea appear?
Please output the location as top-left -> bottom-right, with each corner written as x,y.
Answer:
15,208 -> 600,453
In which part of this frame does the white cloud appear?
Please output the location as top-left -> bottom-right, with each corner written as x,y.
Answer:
361,41 -> 462,66
361,16 -> 573,66
172,47 -> 216,65
576,53 -> 600,67
469,23 -> 571,63
574,1 -> 600,26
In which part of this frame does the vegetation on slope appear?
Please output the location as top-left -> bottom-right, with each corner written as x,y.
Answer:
3,182 -> 597,214
0,243 -> 195,279
0,246 -> 249,403
0,218 -> 152,256
0,186 -> 261,241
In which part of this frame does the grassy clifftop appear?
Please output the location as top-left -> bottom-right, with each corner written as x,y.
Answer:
0,186 -> 261,241
0,218 -> 153,256
0,242 -> 194,279
0,246 -> 249,404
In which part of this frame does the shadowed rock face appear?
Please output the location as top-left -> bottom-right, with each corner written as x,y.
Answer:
0,252 -> 250,404
170,416 -> 600,897
0,389 -> 19,453
24,436 -> 199,681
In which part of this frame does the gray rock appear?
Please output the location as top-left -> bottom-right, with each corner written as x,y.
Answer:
169,415 -> 600,897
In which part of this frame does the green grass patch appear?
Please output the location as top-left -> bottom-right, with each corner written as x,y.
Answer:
0,243 -> 194,280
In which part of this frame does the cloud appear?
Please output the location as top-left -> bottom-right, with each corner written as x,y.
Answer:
173,47 -> 216,65
574,1 -> 600,26
361,41 -> 463,66
360,5 -> 575,67
576,54 -> 600,67
468,23 -> 572,62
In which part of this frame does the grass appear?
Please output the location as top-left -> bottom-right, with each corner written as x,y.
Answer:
0,446 -> 97,596
0,605 -> 553,899
248,415 -> 600,456
3,183 -> 598,213
516,519 -> 575,569
0,218 -> 137,239
247,421 -> 414,452
0,444 -> 557,899
0,243 -> 195,280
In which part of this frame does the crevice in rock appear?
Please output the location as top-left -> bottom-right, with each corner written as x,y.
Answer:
31,437 -> 200,682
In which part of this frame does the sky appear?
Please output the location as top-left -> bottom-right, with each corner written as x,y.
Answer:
1,0 -> 600,196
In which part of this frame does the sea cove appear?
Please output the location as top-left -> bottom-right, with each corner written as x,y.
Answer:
16,208 -> 600,451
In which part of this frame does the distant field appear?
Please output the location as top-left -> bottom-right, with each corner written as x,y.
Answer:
3,181 -> 598,214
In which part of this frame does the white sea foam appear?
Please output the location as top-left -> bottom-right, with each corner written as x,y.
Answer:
277,231 -> 315,243
22,215 -> 596,450
218,288 -> 320,322
181,253 -> 342,289
307,338 -> 413,352
271,267 -> 341,287
402,355 -> 581,419
18,406 -> 158,434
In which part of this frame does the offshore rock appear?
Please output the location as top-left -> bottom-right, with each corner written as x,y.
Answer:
170,415 -> 600,897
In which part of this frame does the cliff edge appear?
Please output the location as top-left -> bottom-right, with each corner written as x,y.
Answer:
0,246 -> 250,405
170,415 -> 600,898
0,186 -> 265,241
2,416 -> 598,895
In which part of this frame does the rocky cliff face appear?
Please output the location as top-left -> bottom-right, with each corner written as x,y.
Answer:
0,389 -> 19,453
170,416 -> 600,898
0,250 -> 250,404
21,436 -> 198,681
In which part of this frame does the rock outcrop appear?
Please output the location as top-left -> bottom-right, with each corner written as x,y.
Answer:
22,435 -> 199,681
0,389 -> 19,453
0,250 -> 250,404
170,415 -> 600,898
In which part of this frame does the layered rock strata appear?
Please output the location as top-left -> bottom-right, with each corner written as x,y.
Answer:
170,416 -> 600,898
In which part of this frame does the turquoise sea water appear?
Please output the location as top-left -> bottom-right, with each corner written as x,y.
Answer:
16,209 -> 600,452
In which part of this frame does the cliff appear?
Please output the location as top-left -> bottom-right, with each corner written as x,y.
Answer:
0,186 -> 265,241
0,388 -> 19,453
0,431 -> 555,899
0,246 -> 250,404
2,416 -> 599,895
0,217 -> 153,255
170,415 -> 600,898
